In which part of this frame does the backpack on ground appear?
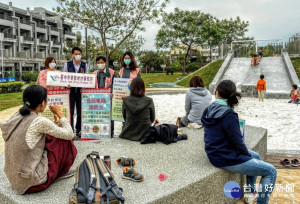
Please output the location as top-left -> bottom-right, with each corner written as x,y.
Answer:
69,151 -> 125,204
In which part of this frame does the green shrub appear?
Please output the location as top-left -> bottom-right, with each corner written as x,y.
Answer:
29,81 -> 36,85
31,73 -> 39,82
187,62 -> 199,71
21,72 -> 39,83
0,82 -> 24,93
170,61 -> 182,71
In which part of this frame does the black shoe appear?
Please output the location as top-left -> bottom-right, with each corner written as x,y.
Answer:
76,131 -> 81,138
177,134 -> 188,141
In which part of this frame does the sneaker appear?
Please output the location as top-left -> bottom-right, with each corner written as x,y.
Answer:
122,167 -> 144,182
187,123 -> 203,129
244,193 -> 258,204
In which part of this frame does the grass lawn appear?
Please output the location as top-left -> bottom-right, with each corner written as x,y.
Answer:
176,60 -> 224,88
0,92 -> 23,111
141,72 -> 186,88
290,58 -> 300,80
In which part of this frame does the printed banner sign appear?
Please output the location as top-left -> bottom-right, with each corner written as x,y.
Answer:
81,88 -> 111,140
239,119 -> 245,136
111,78 -> 132,122
46,72 -> 96,88
40,89 -> 71,123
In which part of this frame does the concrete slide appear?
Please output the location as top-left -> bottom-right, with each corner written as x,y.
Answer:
220,56 -> 291,98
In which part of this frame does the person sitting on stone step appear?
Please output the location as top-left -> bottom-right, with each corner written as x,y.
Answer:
0,85 -> 77,194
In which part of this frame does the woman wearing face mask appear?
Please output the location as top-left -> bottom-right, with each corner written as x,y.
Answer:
93,56 -> 115,89
36,56 -> 62,90
119,51 -> 141,79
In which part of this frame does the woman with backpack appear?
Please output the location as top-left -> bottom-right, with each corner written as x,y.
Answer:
0,85 -> 77,194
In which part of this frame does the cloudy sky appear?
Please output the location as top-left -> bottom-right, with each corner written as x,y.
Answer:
2,0 -> 300,50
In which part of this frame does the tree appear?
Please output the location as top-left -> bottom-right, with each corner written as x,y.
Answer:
55,0 -> 169,61
138,50 -> 164,73
219,17 -> 249,44
202,18 -> 223,62
156,8 -> 211,74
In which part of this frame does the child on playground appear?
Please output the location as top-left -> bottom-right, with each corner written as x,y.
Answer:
201,80 -> 277,204
256,74 -> 266,102
251,54 -> 260,66
288,84 -> 300,104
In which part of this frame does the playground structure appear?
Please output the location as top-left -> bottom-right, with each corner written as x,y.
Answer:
210,49 -> 300,99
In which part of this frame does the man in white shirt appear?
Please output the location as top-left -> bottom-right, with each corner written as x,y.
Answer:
63,47 -> 88,137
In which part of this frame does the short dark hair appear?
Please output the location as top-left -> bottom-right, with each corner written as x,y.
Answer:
71,47 -> 82,54
19,85 -> 47,116
44,56 -> 56,69
130,78 -> 145,97
216,80 -> 241,108
189,76 -> 205,88
96,56 -> 106,62
260,74 -> 264,79
292,84 -> 298,89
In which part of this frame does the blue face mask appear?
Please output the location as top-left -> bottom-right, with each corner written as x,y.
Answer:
124,59 -> 131,65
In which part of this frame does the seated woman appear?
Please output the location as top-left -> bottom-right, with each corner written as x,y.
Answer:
0,85 -> 77,194
179,76 -> 212,128
119,78 -> 155,141
201,80 -> 277,204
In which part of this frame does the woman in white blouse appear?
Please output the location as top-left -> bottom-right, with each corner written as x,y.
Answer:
0,85 -> 77,194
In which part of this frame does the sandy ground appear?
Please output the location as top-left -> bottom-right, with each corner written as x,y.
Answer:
115,94 -> 300,152
0,96 -> 300,204
1,95 -> 299,153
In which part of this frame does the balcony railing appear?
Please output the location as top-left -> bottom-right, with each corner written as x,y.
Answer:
0,14 -> 13,21
37,24 -> 46,29
39,39 -> 48,43
50,27 -> 58,32
64,31 -> 75,36
20,19 -> 31,25
23,36 -> 33,41
4,34 -> 16,39
53,41 -> 61,45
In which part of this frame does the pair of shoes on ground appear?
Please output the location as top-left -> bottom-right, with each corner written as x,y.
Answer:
116,157 -> 144,182
280,158 -> 299,167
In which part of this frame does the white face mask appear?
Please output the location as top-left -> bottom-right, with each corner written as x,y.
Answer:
49,63 -> 56,69
75,55 -> 81,61
97,63 -> 106,70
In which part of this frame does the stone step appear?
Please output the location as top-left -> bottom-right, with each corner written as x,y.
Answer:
0,126 -> 267,204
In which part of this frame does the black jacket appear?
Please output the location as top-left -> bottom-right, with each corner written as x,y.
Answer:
119,95 -> 155,141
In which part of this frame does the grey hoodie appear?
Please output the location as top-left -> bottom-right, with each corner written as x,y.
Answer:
185,87 -> 212,125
